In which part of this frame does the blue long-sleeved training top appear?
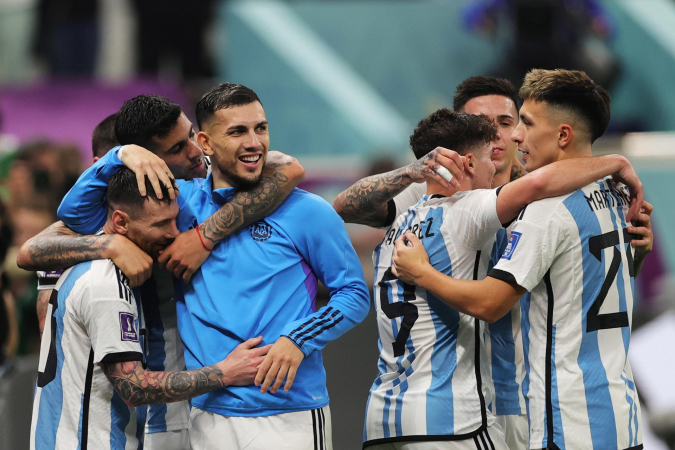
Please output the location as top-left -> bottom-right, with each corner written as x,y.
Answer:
58,147 -> 371,416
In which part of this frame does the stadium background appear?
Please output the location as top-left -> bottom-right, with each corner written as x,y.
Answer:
0,0 -> 674,448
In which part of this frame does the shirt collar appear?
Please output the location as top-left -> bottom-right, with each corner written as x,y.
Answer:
203,172 -> 239,205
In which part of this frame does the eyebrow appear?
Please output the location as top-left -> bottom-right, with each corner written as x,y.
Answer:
226,121 -> 268,133
497,114 -> 515,121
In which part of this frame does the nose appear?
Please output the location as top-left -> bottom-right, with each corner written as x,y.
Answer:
188,139 -> 203,161
511,122 -> 524,143
166,220 -> 180,240
244,129 -> 261,149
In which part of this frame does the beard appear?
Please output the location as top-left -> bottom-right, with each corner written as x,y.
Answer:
212,158 -> 264,189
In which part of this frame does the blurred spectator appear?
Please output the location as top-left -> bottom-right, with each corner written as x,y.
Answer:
132,0 -> 215,81
0,196 -> 17,376
0,0 -> 37,84
464,0 -> 620,89
33,0 -> 99,77
91,112 -> 118,161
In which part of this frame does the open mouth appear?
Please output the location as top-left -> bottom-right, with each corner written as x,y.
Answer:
238,154 -> 262,168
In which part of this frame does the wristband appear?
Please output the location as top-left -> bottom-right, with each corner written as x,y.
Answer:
195,224 -> 214,251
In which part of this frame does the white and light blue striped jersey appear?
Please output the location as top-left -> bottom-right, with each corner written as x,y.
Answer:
486,229 -> 526,416
365,189 -> 502,446
140,268 -> 190,434
393,184 -> 527,417
490,178 -> 643,450
30,259 -> 147,450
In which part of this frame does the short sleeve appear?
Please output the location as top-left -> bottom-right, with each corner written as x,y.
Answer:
387,183 -> 427,226
81,295 -> 143,364
490,206 -> 566,291
449,189 -> 502,250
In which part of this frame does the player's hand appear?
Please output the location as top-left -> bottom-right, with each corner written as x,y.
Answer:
406,147 -> 466,189
118,144 -> 178,199
217,336 -> 273,387
392,231 -> 432,284
255,336 -> 305,394
107,234 -> 153,287
158,228 -> 210,283
611,157 -> 643,222
628,201 -> 654,258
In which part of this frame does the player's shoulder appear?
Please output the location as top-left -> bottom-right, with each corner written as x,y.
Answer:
282,188 -> 335,215
72,259 -> 131,300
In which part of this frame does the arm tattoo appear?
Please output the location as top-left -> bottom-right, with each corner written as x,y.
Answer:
24,222 -> 114,270
333,153 -> 437,227
199,158 -> 297,246
510,164 -> 528,182
102,361 -> 226,407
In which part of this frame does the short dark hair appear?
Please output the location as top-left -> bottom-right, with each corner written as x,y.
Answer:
453,76 -> 519,113
107,167 -> 173,216
410,109 -> 498,160
519,69 -> 611,143
195,83 -> 262,129
92,113 -> 119,158
115,95 -> 183,149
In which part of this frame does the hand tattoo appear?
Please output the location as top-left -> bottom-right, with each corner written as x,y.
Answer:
102,361 -> 226,407
199,158 -> 297,247
510,164 -> 528,182
23,222 -> 114,270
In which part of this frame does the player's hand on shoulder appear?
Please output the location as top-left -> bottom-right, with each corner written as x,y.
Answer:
218,336 -> 272,387
407,146 -> 465,189
118,144 -> 178,200
255,336 -> 305,394
628,201 -> 654,256
392,231 -> 431,285
158,228 -> 210,283
108,234 -> 153,287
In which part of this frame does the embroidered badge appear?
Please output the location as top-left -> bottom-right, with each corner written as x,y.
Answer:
119,312 -> 138,342
501,231 -> 522,260
250,222 -> 273,242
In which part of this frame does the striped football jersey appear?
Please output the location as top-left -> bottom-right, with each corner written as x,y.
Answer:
490,178 -> 643,450
30,260 -> 147,450
364,189 -> 502,446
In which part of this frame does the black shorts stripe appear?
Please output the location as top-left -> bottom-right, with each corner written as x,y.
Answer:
472,251 -> 488,430
318,408 -> 324,450
478,429 -> 489,449
311,409 -> 319,450
80,348 -> 95,450
484,429 -> 495,450
320,407 -> 327,449
473,435 -> 483,450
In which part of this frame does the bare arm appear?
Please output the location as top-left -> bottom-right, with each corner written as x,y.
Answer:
497,154 -> 643,224
159,152 -> 306,281
391,231 -> 525,323
37,290 -> 51,339
333,148 -> 464,227
629,201 -> 653,276
17,221 -> 153,287
102,336 -> 271,407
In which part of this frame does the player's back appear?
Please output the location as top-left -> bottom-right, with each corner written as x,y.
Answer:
365,190 -> 502,446
30,259 -> 145,450
491,178 -> 642,449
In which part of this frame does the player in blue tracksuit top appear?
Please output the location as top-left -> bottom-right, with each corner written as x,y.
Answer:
58,83 -> 370,449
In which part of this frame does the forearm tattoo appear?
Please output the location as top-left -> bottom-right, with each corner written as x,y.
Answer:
102,361 -> 226,407
26,222 -> 114,270
199,159 -> 296,246
333,153 -> 435,226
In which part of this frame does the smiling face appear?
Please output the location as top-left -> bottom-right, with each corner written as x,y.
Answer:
511,99 -> 565,172
124,199 -> 180,260
470,142 -> 497,189
151,113 -> 207,180
197,101 -> 269,189
462,95 -> 518,175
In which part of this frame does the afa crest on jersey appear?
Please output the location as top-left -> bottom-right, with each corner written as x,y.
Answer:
501,231 -> 522,260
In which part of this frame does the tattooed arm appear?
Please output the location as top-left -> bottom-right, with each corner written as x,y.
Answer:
102,336 -> 272,407
17,221 -> 153,287
158,151 -> 305,281
333,147 -> 465,227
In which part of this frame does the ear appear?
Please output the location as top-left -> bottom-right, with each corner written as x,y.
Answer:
197,131 -> 213,156
93,156 -> 100,163
111,210 -> 131,235
464,152 -> 477,176
558,124 -> 574,149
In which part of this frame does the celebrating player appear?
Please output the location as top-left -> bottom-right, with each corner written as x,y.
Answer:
19,95 -> 305,449
30,168 -> 271,450
392,69 -> 647,450
54,83 -> 371,450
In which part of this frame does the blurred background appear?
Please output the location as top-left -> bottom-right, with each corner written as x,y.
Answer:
1,0 -> 674,448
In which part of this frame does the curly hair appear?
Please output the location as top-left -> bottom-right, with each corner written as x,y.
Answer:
410,109 -> 498,160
